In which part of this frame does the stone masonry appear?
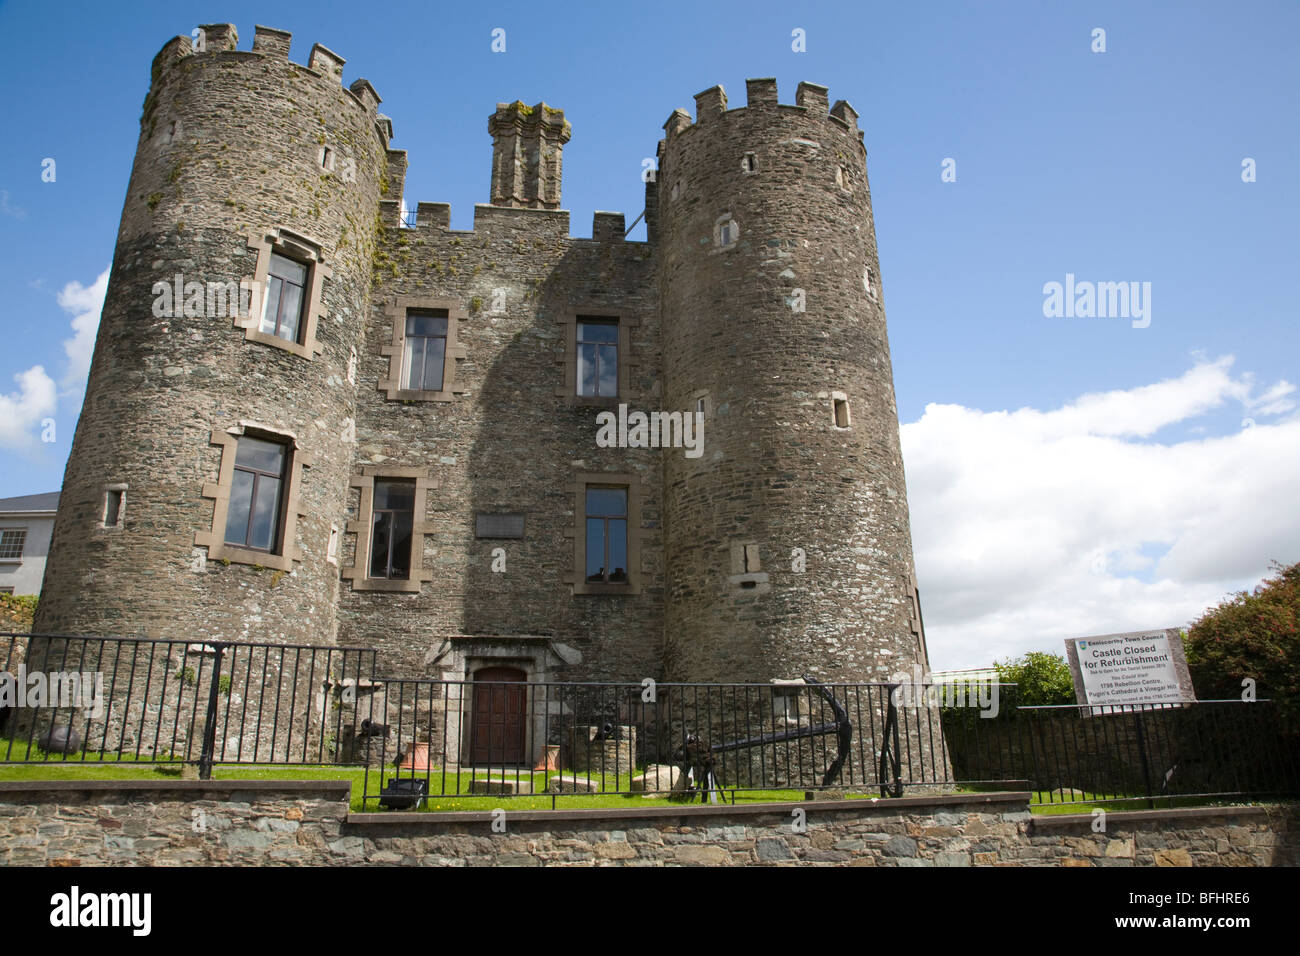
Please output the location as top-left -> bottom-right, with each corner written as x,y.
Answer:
35,25 -> 931,711
0,782 -> 1294,867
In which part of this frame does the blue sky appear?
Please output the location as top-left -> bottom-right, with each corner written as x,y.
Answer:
1,0 -> 1296,666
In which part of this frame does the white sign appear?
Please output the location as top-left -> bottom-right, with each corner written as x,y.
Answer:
1068,629 -> 1192,707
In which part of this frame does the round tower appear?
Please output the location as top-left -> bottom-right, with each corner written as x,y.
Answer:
35,24 -> 387,645
658,79 -> 927,684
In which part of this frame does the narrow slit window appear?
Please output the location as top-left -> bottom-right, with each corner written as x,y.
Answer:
742,152 -> 756,173
834,397 -> 851,428
104,489 -> 124,528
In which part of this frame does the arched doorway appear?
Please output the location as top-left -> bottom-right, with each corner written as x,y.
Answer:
471,666 -> 528,765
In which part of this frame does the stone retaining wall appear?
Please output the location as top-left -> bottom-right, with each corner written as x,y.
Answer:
0,782 -> 1294,866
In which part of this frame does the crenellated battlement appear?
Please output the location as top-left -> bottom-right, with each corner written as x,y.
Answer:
147,23 -> 387,131
382,198 -> 642,244
660,78 -> 862,148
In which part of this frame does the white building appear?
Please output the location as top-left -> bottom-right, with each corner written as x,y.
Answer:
0,492 -> 59,596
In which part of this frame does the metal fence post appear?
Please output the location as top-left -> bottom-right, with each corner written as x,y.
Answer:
1133,707 -> 1155,810
196,641 -> 228,780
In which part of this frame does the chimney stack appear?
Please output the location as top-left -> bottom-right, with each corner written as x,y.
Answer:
488,101 -> 571,209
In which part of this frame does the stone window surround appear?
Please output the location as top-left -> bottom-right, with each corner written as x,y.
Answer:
563,471 -> 645,596
101,483 -> 128,530
343,465 -> 437,593
238,226 -> 331,361
378,296 -> 469,402
831,391 -> 852,429
713,212 -> 740,250
690,388 -> 712,420
195,424 -> 311,573
556,308 -> 637,406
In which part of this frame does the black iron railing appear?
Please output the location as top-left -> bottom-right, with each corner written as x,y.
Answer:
0,632 -> 377,775
356,676 -> 951,810
3,636 -> 1295,811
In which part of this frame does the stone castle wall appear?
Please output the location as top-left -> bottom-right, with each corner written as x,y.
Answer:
34,24 -> 929,695
35,25 -> 387,647
659,80 -> 921,684
0,782 -> 1293,867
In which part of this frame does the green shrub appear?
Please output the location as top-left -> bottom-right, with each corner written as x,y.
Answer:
993,651 -> 1075,706
0,593 -> 38,631
1184,561 -> 1298,712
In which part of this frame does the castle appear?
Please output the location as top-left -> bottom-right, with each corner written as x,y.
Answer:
34,23 -> 930,691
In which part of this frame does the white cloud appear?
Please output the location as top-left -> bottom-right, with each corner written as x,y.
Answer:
904,357 -> 1300,670
57,268 -> 109,390
0,267 -> 108,451
0,365 -> 57,451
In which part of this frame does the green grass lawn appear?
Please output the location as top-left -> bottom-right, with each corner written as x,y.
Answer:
0,740 -> 1272,815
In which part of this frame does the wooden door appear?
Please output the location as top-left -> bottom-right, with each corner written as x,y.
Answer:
471,667 -> 527,765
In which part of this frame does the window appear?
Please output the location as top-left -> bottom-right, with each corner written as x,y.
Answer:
319,145 -> 334,171
195,426 -> 310,572
476,514 -> 525,539
402,311 -> 448,392
0,530 -> 26,560
379,296 -> 467,401
240,227 -> 330,360
742,152 -> 756,173
102,486 -> 126,529
832,394 -> 852,428
369,479 -> 415,579
714,213 -> 740,249
557,310 -> 635,404
566,473 -> 643,595
223,436 -> 288,552
585,487 -> 628,584
261,252 -> 308,344
576,319 -> 619,398
343,466 -> 435,592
